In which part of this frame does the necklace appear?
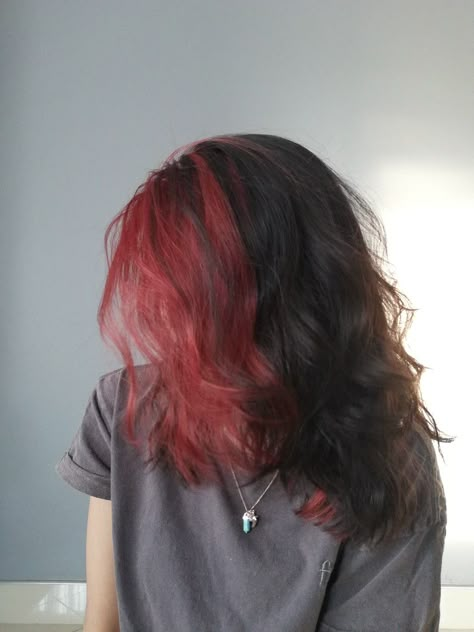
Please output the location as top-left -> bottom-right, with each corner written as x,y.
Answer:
230,465 -> 280,533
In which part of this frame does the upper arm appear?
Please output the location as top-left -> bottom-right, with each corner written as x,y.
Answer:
84,496 -> 120,632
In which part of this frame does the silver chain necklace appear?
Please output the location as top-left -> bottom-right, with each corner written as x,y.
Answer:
230,465 -> 279,533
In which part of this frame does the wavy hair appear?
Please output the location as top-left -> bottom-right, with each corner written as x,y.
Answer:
98,133 -> 453,545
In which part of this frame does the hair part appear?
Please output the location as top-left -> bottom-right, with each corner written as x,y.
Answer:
98,133 -> 453,546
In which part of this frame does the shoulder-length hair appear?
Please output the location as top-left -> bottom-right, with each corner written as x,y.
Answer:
98,133 -> 453,545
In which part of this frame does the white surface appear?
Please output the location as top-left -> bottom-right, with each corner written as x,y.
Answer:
0,583 -> 473,629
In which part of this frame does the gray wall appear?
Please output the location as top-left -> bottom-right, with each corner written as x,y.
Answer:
1,0 -> 472,583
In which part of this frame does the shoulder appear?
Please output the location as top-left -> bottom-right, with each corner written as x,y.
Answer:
406,424 -> 447,532
97,366 -> 124,393
97,364 -> 162,432
344,425 -> 447,550
368,424 -> 447,546
98,364 -> 157,401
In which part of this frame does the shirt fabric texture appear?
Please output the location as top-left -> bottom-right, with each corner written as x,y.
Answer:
55,365 -> 447,632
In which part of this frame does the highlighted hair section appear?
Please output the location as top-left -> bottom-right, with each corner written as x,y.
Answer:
98,134 -> 452,545
98,139 -> 298,482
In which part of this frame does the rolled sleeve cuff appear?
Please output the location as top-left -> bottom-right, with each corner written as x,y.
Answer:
55,451 -> 111,500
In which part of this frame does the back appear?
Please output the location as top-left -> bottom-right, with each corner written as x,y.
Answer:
55,366 -> 446,632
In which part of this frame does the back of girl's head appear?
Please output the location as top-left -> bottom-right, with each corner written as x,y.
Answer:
98,133 -> 452,545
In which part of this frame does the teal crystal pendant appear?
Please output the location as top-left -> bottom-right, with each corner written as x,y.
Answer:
242,509 -> 258,533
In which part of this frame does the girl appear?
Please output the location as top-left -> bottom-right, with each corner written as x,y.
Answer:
56,133 -> 451,631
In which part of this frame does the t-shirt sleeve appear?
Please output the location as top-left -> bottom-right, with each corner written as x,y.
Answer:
55,369 -> 122,500
317,521 -> 446,632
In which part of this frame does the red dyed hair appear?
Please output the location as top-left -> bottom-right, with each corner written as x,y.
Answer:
98,139 -> 300,485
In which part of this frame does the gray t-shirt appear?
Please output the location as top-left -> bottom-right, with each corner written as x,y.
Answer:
55,366 -> 447,632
